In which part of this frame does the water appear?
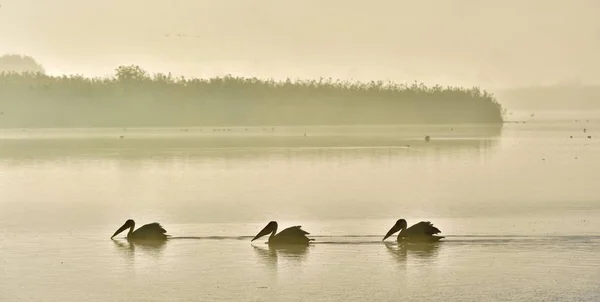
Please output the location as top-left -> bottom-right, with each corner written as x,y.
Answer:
1,122 -> 599,301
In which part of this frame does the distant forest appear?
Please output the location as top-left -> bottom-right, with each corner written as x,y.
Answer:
0,55 -> 504,128
0,54 -> 45,75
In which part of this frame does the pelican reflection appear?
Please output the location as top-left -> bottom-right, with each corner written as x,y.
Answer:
252,244 -> 310,267
384,242 -> 441,262
112,238 -> 166,260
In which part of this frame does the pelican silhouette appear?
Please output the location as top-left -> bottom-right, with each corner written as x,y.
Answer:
382,219 -> 444,242
251,221 -> 313,246
110,219 -> 169,242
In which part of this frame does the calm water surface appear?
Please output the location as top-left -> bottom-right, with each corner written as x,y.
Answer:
1,122 -> 599,301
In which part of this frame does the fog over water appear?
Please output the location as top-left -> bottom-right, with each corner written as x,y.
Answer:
1,122 -> 600,301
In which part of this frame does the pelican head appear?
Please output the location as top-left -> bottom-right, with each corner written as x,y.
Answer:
111,219 -> 135,239
382,219 -> 408,241
251,221 -> 278,242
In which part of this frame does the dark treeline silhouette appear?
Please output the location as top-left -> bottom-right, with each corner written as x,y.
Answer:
0,65 -> 504,128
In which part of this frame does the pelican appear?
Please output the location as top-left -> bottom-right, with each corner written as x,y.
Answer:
382,219 -> 444,242
251,221 -> 313,246
110,219 -> 169,242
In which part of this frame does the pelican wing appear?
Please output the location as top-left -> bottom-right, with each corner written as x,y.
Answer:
404,221 -> 441,236
132,222 -> 168,240
277,226 -> 310,237
272,226 -> 313,245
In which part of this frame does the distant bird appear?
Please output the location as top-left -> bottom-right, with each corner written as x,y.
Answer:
425,135 -> 430,142
251,221 -> 313,246
382,219 -> 444,242
111,219 -> 169,242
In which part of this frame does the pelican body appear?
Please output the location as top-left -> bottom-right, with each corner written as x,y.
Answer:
251,221 -> 313,246
382,219 -> 444,242
111,219 -> 169,242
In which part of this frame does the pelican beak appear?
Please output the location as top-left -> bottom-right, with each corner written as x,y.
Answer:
382,223 -> 402,241
111,222 -> 130,239
251,224 -> 273,242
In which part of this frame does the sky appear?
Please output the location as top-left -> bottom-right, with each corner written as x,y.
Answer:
0,0 -> 599,88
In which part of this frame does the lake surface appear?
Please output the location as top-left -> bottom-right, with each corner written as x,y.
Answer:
1,121 -> 599,301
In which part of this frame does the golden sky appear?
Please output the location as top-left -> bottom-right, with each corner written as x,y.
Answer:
1,0 -> 598,88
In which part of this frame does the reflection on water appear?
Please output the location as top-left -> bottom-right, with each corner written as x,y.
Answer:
252,244 -> 310,260
384,242 -> 441,262
0,124 -> 502,162
112,239 -> 167,260
252,244 -> 310,270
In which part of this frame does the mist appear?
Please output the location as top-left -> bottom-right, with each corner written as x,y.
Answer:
2,2 -> 600,301
1,0 -> 598,89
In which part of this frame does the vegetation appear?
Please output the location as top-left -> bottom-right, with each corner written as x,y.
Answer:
0,54 -> 45,74
0,64 -> 504,128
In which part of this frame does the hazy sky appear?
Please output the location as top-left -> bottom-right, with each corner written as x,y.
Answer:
1,0 -> 599,88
